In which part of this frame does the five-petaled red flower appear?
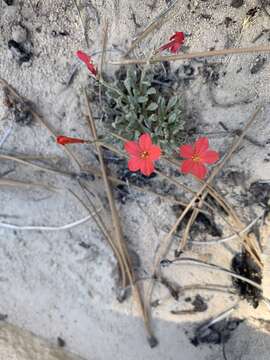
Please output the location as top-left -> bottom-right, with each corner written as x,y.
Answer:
57,135 -> 87,145
179,137 -> 219,179
76,50 -> 97,76
124,133 -> 161,176
159,32 -> 185,53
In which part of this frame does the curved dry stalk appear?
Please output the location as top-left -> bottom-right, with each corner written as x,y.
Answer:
176,192 -> 207,255
0,214 -> 93,231
162,257 -> 263,292
196,303 -> 239,334
192,213 -> 264,245
111,45 -> 270,65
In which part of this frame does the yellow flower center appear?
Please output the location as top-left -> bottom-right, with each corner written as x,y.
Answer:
140,151 -> 150,159
192,154 -> 201,162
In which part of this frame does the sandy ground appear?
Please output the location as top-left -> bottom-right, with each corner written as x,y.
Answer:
0,0 -> 270,359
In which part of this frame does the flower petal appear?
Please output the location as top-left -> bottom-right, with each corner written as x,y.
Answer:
124,141 -> 140,157
181,159 -> 194,174
76,50 -> 97,76
201,150 -> 219,164
179,144 -> 194,159
128,158 -> 141,172
140,159 -> 154,176
139,133 -> 152,151
170,44 -> 180,53
175,32 -> 185,42
149,145 -> 161,161
159,41 -> 174,52
191,162 -> 207,179
76,50 -> 91,64
194,137 -> 209,155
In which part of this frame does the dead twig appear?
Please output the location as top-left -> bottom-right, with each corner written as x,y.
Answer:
84,90 -> 157,346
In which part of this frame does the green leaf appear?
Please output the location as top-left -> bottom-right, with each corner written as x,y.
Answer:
148,114 -> 158,122
138,96 -> 149,103
147,102 -> 158,111
167,96 -> 178,110
124,78 -> 132,95
146,87 -> 157,95
168,113 -> 177,123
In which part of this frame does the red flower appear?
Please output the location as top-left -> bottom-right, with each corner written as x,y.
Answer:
57,135 -> 87,145
179,137 -> 219,179
76,50 -> 97,76
159,32 -> 185,53
124,133 -> 161,176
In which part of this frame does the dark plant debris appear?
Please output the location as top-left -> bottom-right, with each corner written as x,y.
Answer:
230,0 -> 244,8
8,40 -> 32,64
231,251 -> 262,308
191,318 -> 243,346
0,314 -> 8,321
250,55 -> 267,74
173,205 -> 222,239
57,337 -> 66,347
192,294 -> 208,312
3,87 -> 33,126
3,0 -> 13,5
249,181 -> 270,207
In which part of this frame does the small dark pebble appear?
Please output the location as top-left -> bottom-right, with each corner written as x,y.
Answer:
224,17 -> 236,28
236,66 -> 242,73
148,335 -> 158,348
0,314 -> 8,321
230,0 -> 244,8
13,103 -> 33,125
183,64 -> 195,76
3,0 -> 13,4
250,55 -> 266,74
79,241 -> 91,249
246,7 -> 258,17
116,287 -> 130,303
57,337 -> 66,347
51,30 -> 70,37
200,14 -> 212,20
8,40 -> 32,64
192,295 -> 208,312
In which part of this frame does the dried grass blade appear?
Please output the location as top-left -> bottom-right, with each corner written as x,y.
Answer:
112,45 -> 270,65
84,91 -> 157,346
